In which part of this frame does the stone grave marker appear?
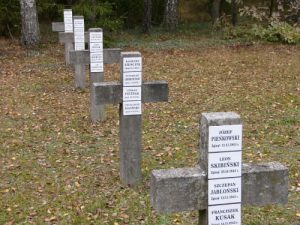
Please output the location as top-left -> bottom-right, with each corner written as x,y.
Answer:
58,12 -> 89,65
151,112 -> 288,225
91,52 -> 169,186
69,28 -> 122,122
72,16 -> 86,88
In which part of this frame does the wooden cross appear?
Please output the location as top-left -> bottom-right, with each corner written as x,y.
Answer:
151,112 -> 288,225
91,52 -> 169,186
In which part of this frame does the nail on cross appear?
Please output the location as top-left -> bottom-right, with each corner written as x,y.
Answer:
91,52 -> 169,186
150,112 -> 288,225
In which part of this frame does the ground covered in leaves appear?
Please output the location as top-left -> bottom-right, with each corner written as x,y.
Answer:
0,33 -> 299,225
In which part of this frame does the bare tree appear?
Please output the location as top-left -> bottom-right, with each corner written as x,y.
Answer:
143,0 -> 152,33
20,0 -> 40,48
163,0 -> 179,30
231,0 -> 238,26
211,0 -> 222,24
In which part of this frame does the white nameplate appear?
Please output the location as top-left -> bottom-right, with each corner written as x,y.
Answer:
90,63 -> 103,73
123,72 -> 142,87
74,43 -> 84,51
74,27 -> 84,33
74,19 -> 84,28
208,177 -> 241,205
90,32 -> 103,43
209,125 -> 242,153
208,204 -> 241,225
123,101 -> 142,116
64,17 -> 73,24
90,43 -> 103,52
123,87 -> 141,101
90,52 -> 103,63
74,35 -> 84,42
208,151 -> 242,179
123,57 -> 142,72
64,24 -> 73,33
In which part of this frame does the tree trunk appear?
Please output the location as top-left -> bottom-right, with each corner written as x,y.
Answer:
269,0 -> 275,17
211,0 -> 222,24
143,0 -> 152,34
231,0 -> 238,26
20,0 -> 40,48
163,0 -> 179,31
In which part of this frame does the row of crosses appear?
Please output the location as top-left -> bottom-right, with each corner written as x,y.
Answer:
52,9 -> 289,225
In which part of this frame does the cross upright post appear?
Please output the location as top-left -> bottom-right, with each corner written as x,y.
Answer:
91,52 -> 168,186
150,112 -> 288,225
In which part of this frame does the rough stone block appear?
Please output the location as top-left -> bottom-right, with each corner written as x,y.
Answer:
59,32 -> 89,44
69,49 -> 121,65
92,81 -> 168,105
150,162 -> 288,213
52,22 -> 64,32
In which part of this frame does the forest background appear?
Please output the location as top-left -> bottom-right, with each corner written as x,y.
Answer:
0,0 -> 299,45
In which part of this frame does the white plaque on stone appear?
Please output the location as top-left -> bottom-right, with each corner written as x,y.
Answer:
64,17 -> 73,24
209,125 -> 242,153
90,32 -> 103,43
74,27 -> 84,33
208,177 -> 241,205
208,151 -> 242,179
74,19 -> 84,28
208,204 -> 241,225
90,43 -> 103,52
123,87 -> 142,101
64,24 -> 73,33
123,57 -> 142,72
123,101 -> 142,116
90,63 -> 103,73
123,72 -> 142,87
90,52 -> 103,63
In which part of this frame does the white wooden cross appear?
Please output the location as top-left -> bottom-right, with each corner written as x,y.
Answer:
151,112 -> 288,225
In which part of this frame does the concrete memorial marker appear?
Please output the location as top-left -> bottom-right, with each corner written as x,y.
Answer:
58,13 -> 89,65
69,28 -> 121,122
150,112 -> 288,225
91,52 -> 168,186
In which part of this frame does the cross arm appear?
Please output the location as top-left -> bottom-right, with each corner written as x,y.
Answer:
150,162 -> 288,213
52,22 -> 64,32
59,32 -> 89,44
69,49 -> 122,65
91,81 -> 168,105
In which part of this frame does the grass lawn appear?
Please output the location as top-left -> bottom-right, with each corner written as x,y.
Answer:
0,27 -> 299,224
